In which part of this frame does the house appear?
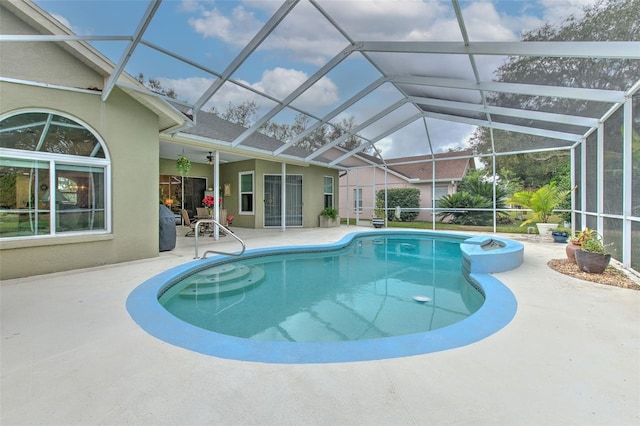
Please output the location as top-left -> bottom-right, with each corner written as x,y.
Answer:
338,150 -> 475,222
0,1 -> 339,279
160,108 -> 340,229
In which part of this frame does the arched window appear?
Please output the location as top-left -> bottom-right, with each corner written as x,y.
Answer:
0,111 -> 109,238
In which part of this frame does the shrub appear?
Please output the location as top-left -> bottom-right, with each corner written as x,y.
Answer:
376,188 -> 420,222
320,207 -> 338,220
436,192 -> 494,225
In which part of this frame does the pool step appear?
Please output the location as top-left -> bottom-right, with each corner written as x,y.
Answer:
178,263 -> 265,297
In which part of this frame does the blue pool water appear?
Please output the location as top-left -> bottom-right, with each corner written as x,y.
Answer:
159,234 -> 484,342
127,230 -> 522,363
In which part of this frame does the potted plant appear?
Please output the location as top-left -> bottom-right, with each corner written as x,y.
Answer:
372,207 -> 385,228
202,195 -> 216,216
575,236 -> 611,274
176,154 -> 191,176
319,207 -> 340,228
507,182 -> 574,237
551,227 -> 569,243
565,228 -> 597,263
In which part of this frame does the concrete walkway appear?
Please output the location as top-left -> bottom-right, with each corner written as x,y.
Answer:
2,226 -> 639,425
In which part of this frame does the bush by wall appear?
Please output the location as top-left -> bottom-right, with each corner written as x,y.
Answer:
376,188 -> 420,222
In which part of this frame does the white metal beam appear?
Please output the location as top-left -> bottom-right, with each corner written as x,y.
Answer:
424,111 -> 583,142
0,35 -> 132,42
357,41 -> 640,59
192,0 -> 300,112
273,77 -> 388,155
102,0 -> 161,101
392,75 -> 627,103
329,113 -> 421,167
231,45 -> 355,148
408,95 -> 599,128
306,99 -> 407,161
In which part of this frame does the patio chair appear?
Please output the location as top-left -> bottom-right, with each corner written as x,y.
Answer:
196,207 -> 210,219
195,207 -> 229,236
180,209 -> 200,237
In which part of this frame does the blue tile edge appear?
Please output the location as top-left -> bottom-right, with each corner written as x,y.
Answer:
126,230 -> 520,364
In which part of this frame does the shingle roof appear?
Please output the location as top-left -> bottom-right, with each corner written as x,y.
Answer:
173,105 -> 331,161
385,150 -> 474,181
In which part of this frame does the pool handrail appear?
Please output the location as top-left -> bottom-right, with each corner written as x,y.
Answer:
193,219 -> 246,259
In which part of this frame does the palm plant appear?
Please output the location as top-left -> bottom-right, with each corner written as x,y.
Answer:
507,182 -> 574,227
437,192 -> 494,226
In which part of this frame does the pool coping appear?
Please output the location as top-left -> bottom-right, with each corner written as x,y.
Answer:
126,230 -> 522,364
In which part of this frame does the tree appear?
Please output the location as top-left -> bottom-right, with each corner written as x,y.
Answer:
209,100 -> 259,128
135,73 -> 177,99
469,129 -> 571,189
436,169 -> 514,225
468,0 -> 639,187
211,101 -> 372,154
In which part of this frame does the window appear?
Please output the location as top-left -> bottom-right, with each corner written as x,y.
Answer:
239,171 -> 254,214
0,111 -> 109,238
323,176 -> 334,208
353,188 -> 363,212
434,185 -> 449,207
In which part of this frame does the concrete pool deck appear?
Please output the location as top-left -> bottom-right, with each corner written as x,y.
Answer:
2,225 -> 639,425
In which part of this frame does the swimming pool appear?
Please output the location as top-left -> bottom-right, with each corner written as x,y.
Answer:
127,230 -> 523,363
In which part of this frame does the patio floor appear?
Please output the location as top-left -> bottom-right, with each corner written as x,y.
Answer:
1,225 -> 639,425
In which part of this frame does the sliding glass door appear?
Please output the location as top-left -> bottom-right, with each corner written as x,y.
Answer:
264,175 -> 303,227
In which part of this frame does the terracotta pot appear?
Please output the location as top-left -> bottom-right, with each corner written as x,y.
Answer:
565,242 -> 581,263
575,249 -> 611,274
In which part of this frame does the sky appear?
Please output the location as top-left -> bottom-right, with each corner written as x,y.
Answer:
33,0 -> 597,159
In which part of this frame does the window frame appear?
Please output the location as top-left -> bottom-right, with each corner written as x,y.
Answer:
353,187 -> 363,212
0,110 -> 111,240
323,176 -> 334,208
238,171 -> 255,215
434,184 -> 449,208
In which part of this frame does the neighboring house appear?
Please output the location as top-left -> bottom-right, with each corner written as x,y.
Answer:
0,1 -> 339,279
338,150 -> 475,222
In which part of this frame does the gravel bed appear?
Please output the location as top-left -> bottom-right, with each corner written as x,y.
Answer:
547,258 -> 640,290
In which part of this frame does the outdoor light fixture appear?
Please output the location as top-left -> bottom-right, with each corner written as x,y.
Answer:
206,151 -> 214,165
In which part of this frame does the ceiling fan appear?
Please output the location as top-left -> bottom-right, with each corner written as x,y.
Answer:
206,151 -> 214,165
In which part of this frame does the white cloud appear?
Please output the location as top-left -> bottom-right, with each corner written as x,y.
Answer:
540,0 -> 596,25
462,2 -> 519,41
158,67 -> 338,114
255,68 -> 339,108
50,13 -> 85,35
188,3 -> 263,45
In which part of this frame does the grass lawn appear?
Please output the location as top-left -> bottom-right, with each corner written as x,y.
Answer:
342,213 -> 567,235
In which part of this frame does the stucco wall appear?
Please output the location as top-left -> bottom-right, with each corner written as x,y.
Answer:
213,159 -> 339,229
0,4 -> 105,89
0,82 -> 160,279
338,166 -> 456,221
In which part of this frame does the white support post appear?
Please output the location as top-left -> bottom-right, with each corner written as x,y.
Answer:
580,136 -> 587,227
570,147 -> 576,233
431,155 -> 436,230
622,98 -> 633,268
597,124 -> 604,235
214,150 -> 220,240
345,170 -> 350,226
281,162 -> 286,232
